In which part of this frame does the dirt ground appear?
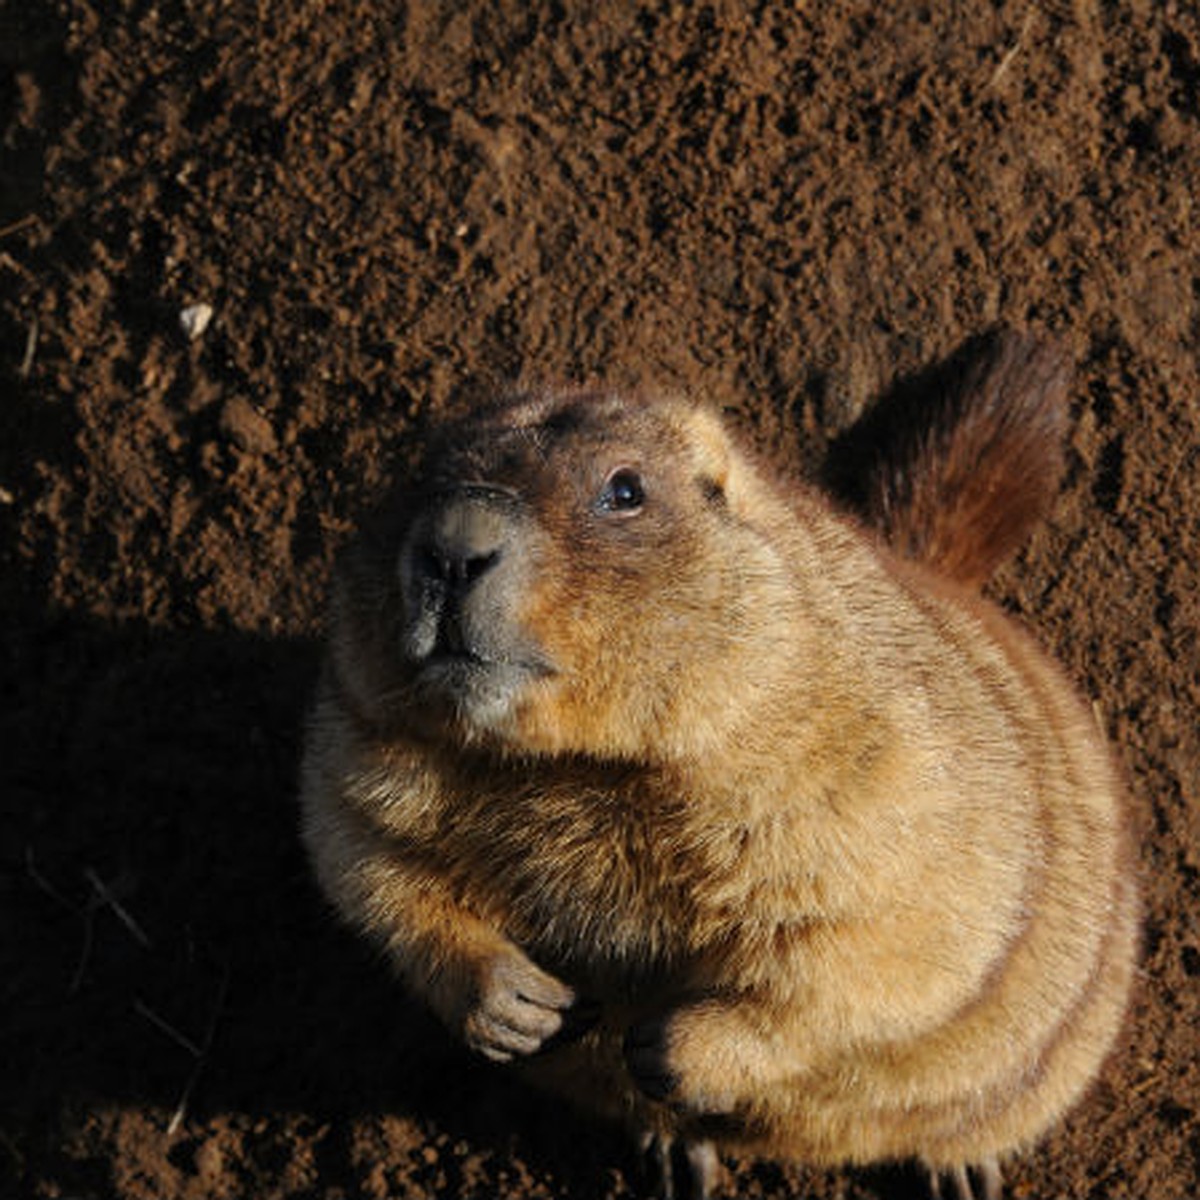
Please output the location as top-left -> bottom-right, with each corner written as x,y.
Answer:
2,1 -> 1198,1197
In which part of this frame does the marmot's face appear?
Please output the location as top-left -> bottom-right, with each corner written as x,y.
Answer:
334,391 -> 792,760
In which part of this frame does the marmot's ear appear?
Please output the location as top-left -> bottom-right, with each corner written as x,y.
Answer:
679,406 -> 736,503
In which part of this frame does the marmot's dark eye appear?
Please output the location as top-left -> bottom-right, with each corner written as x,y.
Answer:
597,468 -> 646,514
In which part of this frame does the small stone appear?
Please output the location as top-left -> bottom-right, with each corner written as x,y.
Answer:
179,302 -> 214,340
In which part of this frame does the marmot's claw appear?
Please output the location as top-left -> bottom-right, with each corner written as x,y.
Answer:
638,1132 -> 721,1200
926,1158 -> 1001,1200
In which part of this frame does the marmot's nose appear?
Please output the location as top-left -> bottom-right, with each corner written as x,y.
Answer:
417,542 -> 500,593
413,490 -> 514,597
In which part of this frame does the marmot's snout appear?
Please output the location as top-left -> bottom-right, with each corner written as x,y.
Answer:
398,485 -> 550,723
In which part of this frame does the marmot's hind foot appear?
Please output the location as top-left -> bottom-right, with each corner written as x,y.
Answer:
638,1132 -> 722,1200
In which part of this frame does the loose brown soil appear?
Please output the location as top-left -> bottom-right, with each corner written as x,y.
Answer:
3,2 -> 1198,1198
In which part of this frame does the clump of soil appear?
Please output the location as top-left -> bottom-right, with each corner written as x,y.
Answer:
2,3 -> 1198,1198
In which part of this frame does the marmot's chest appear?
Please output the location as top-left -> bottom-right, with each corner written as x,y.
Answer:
436,785 -> 713,994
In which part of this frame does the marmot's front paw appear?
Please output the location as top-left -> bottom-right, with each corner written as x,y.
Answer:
457,946 -> 578,1062
625,1006 -> 751,1116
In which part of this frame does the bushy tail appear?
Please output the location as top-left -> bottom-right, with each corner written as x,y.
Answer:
825,328 -> 1071,588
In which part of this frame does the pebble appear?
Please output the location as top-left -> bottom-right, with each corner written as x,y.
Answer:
179,302 -> 214,340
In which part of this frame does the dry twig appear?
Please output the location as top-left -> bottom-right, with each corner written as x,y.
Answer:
0,214 -> 38,240
134,999 -> 204,1058
169,971 -> 230,1135
988,8 -> 1037,91
26,847 -> 97,992
26,851 -> 154,990
85,867 -> 153,949
18,317 -> 38,379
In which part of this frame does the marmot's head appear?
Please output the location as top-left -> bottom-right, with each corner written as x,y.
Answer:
331,390 -> 798,761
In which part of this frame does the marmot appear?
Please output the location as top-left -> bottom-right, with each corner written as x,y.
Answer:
301,330 -> 1138,1200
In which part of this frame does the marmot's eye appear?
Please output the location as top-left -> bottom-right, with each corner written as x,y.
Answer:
596,468 -> 646,514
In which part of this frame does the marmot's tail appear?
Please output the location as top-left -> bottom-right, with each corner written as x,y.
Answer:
826,328 -> 1071,588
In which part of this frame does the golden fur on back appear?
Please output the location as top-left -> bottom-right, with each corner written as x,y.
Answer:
300,331 -> 1137,1195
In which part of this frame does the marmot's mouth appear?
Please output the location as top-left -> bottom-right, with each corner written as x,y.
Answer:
404,650 -> 556,736
413,651 -> 556,717
419,647 -> 555,676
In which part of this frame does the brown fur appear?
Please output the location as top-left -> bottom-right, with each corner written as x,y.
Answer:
300,332 -> 1137,1193
825,328 -> 1071,587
